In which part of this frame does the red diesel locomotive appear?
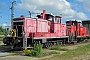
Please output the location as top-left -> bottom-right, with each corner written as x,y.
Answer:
3,10 -> 89,48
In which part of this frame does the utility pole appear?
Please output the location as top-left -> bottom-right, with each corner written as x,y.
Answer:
10,1 -> 16,28
29,11 -> 31,18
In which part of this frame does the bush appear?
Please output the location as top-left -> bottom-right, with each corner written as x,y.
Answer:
33,41 -> 43,57
23,41 -> 43,57
23,48 -> 32,56
0,32 -> 4,35
84,39 -> 89,43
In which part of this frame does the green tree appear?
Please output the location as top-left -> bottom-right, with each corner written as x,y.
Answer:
0,26 -> 5,35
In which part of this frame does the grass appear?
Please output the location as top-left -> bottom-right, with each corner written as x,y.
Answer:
83,39 -> 90,43
49,51 -> 60,55
45,43 -> 90,60
50,45 -> 69,51
0,35 -> 4,40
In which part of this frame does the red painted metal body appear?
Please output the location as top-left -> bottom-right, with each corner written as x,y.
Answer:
13,10 -> 66,38
13,10 -> 89,39
66,20 -> 89,37
79,26 -> 89,36
24,18 -> 49,37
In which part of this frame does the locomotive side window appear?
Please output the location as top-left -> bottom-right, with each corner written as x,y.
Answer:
48,16 -> 52,21
45,14 -> 53,21
55,18 -> 60,22
66,21 -> 77,25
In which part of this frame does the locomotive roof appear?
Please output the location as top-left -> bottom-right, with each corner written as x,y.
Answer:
13,15 -> 25,20
45,14 -> 54,17
66,19 -> 81,22
13,18 -> 24,20
55,16 -> 62,18
82,20 -> 90,22
82,20 -> 90,23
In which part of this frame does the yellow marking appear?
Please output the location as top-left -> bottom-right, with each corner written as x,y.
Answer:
12,29 -> 16,39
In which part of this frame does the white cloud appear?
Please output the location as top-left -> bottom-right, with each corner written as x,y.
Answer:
2,23 -> 7,27
2,23 -> 11,27
77,0 -> 90,12
17,0 -> 88,20
73,12 -> 87,20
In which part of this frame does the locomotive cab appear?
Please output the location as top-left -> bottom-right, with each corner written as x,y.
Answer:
66,20 -> 81,36
3,16 -> 25,48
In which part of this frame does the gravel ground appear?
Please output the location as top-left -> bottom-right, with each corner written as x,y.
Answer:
0,49 -> 66,60
0,55 -> 37,60
0,41 -> 90,60
0,53 -> 90,60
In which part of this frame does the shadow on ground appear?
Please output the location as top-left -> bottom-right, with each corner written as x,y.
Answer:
0,45 -> 22,52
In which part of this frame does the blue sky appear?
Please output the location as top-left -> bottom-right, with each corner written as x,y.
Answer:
0,0 -> 90,27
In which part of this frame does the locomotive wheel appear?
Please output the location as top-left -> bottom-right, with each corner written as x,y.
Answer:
6,41 -> 10,45
3,38 -> 11,45
11,44 -> 16,50
46,43 -> 49,48
45,42 -> 53,48
50,43 -> 52,47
